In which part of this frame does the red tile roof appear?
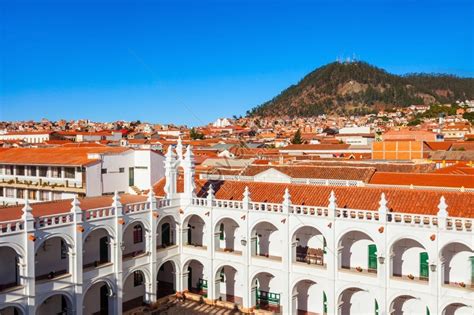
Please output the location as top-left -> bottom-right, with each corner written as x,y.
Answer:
369,172 -> 474,188
153,178 -> 474,218
0,147 -> 130,166
0,194 -> 147,221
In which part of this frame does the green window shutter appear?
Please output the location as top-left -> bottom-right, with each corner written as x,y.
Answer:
426,306 -> 430,315
323,237 -> 327,254
219,223 -> 224,240
375,299 -> 379,315
323,292 -> 328,314
470,256 -> 474,284
368,244 -> 377,270
420,252 -> 429,279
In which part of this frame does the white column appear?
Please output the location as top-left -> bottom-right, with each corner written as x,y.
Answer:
113,191 -> 124,314
282,188 -> 291,314
71,196 -> 83,315
242,187 -> 252,311
148,189 -> 158,303
22,198 -> 36,315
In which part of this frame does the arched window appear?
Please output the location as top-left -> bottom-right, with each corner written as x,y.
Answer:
133,225 -> 143,244
133,271 -> 144,286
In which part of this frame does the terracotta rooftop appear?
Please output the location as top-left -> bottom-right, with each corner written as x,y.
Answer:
282,144 -> 351,151
432,163 -> 474,175
369,172 -> 474,189
0,194 -> 147,221
0,147 -> 130,166
153,178 -> 474,218
240,165 -> 376,182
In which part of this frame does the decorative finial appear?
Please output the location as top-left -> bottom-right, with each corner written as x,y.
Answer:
437,196 -> 448,217
283,188 -> 291,206
112,190 -> 122,207
22,196 -> 33,220
243,186 -> 251,202
176,136 -> 183,160
328,190 -> 337,209
378,193 -> 388,213
207,184 -> 214,198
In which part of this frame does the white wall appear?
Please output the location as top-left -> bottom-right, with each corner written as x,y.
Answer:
35,237 -> 69,277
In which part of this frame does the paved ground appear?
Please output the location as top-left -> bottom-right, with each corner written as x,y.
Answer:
157,300 -> 242,315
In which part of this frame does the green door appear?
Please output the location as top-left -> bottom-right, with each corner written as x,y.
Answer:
420,252 -> 429,279
99,236 -> 108,263
128,167 -> 134,186
323,292 -> 327,314
162,223 -> 170,246
375,299 -> 379,315
470,256 -> 474,284
368,244 -> 377,271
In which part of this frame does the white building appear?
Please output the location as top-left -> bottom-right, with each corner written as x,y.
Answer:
0,147 -> 165,205
213,118 -> 232,128
0,131 -> 55,144
0,146 -> 472,315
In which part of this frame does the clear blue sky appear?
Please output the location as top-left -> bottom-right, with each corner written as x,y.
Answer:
1,0 -> 473,126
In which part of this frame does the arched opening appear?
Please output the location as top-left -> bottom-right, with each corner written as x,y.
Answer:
37,294 -> 73,315
391,238 -> 429,281
183,259 -> 206,297
440,242 -> 473,287
83,228 -> 112,270
183,215 -> 205,248
251,221 -> 281,260
122,222 -> 146,260
252,272 -> 280,313
83,281 -> 113,315
0,306 -> 22,315
215,265 -> 241,305
157,216 -> 177,250
292,280 -> 326,315
214,218 -> 241,254
123,270 -> 147,312
390,295 -> 429,315
338,231 -> 377,274
35,236 -> 71,281
338,287 -> 376,315
157,261 -> 176,298
0,246 -> 21,292
292,226 -> 326,267
443,303 -> 472,315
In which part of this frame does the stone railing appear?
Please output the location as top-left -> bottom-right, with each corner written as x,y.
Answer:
35,212 -> 74,229
0,219 -> 24,235
189,197 -> 472,232
123,201 -> 150,214
85,207 -> 115,221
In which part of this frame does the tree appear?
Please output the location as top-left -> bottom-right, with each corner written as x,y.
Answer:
190,128 -> 204,140
291,129 -> 303,144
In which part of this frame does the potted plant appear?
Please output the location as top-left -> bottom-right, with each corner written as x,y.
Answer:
459,282 -> 466,288
356,266 -> 363,272
408,274 -> 415,280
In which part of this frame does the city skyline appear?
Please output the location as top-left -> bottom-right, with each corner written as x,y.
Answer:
1,0 -> 473,126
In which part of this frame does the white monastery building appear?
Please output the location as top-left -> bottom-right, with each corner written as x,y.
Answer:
0,147 -> 165,206
0,145 -> 472,315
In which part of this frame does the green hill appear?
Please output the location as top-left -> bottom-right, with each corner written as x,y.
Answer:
247,61 -> 474,117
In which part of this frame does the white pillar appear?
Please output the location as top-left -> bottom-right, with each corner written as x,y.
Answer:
113,191 -> 124,314
22,198 -> 36,315
71,196 -> 83,315
148,188 -> 158,303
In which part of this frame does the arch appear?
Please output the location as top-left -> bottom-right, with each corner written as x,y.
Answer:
83,277 -> 116,296
250,221 -> 281,259
123,269 -> 148,312
0,303 -> 26,315
83,225 -> 116,242
390,238 -> 428,280
442,302 -> 471,315
36,292 -> 74,315
122,221 -> 147,258
0,242 -> 25,259
157,215 -> 177,249
390,294 -> 428,315
214,217 -> 241,253
157,260 -> 177,298
83,228 -> 113,269
215,264 -> 240,304
439,241 -> 473,286
183,214 -> 206,247
337,230 -> 377,273
338,287 -> 376,315
123,218 -> 150,233
292,225 -> 326,267
83,279 -> 115,315
251,271 -> 280,313
183,259 -> 206,295
35,233 -> 74,252
35,235 -> 72,281
0,245 -> 22,291
292,279 -> 326,315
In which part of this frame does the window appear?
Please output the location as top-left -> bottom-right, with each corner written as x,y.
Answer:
119,167 -> 125,173
39,191 -> 49,201
64,167 -> 75,179
16,166 -> 25,176
51,167 -> 61,178
470,256 -> 474,284
60,239 -> 67,259
133,271 -> 144,287
5,188 -> 14,198
38,166 -> 48,177
101,168 -> 107,174
27,166 -> 37,176
133,225 -> 143,244
5,165 -> 14,175
28,190 -> 37,200
0,188 -> 3,197
52,192 -> 62,200
16,189 -> 24,199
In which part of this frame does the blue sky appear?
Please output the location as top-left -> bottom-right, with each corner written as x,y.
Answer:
1,0 -> 473,126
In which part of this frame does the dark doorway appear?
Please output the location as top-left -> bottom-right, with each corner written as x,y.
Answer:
100,284 -> 109,315
99,236 -> 108,263
162,223 -> 170,246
